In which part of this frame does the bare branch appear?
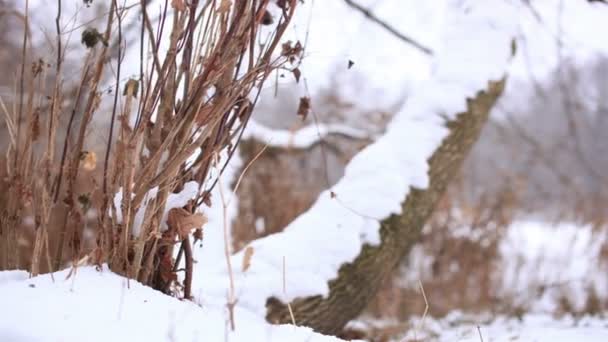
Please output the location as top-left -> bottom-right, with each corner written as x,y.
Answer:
343,0 -> 433,55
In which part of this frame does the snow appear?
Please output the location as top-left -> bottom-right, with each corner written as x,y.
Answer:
244,120 -> 370,149
4,1 -> 607,341
195,0 -> 518,317
112,182 -> 201,236
280,0 -> 441,112
499,220 -> 608,313
0,266 -> 347,342
396,313 -> 608,342
0,270 -> 29,284
399,219 -> 608,317
460,315 -> 608,342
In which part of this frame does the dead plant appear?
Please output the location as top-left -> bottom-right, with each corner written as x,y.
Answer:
0,0 -> 301,299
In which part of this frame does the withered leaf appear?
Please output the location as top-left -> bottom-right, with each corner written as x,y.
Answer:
171,0 -> 187,11
276,0 -> 288,10
77,193 -> 91,210
193,228 -> 203,242
123,78 -> 139,98
31,109 -> 40,141
159,254 -> 177,282
297,96 -> 311,120
281,41 -> 293,56
81,28 -> 107,48
218,0 -> 232,13
281,40 -> 303,59
292,67 -> 301,83
261,10 -> 273,25
168,208 -> 208,240
201,191 -> 212,207
79,151 -> 97,171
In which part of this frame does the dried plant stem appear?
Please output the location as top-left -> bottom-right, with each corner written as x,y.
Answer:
1,0 -> 300,299
54,0 -> 118,271
218,155 -> 237,331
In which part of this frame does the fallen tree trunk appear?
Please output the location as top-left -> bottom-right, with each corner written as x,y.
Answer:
266,78 -> 506,334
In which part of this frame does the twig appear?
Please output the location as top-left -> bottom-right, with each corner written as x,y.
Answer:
283,256 -> 297,326
183,236 -> 193,299
343,0 -> 433,55
229,142 -> 269,205
15,0 -> 30,169
477,325 -> 484,342
217,153 -> 237,331
410,280 -> 429,342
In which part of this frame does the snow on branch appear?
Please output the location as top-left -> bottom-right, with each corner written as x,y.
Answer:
244,119 -> 371,149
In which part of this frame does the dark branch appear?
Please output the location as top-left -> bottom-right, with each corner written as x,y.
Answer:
343,0 -> 433,55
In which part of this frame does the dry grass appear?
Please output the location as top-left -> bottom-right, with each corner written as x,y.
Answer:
0,0 -> 301,299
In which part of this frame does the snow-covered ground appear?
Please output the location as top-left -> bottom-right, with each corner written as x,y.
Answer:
438,314 -> 608,342
0,267 -> 345,342
1,1 -> 607,341
1,219 -> 605,341
353,312 -> 608,342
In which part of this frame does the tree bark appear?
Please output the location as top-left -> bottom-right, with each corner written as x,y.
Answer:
265,78 -> 506,335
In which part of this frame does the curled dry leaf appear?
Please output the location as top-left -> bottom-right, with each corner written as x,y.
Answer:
167,208 -> 208,240
201,191 -> 212,207
281,40 -> 303,61
292,67 -> 301,83
242,246 -> 254,272
261,10 -> 274,25
297,96 -> 311,120
218,0 -> 232,14
193,228 -> 203,242
80,151 -> 97,171
123,78 -> 139,98
31,109 -> 40,141
171,0 -> 187,12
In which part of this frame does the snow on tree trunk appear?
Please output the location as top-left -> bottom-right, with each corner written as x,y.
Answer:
265,79 -> 506,334
196,1 -> 517,336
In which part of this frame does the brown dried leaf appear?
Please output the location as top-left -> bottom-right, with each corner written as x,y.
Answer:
261,10 -> 273,25
276,0 -> 290,11
123,78 -> 139,98
202,191 -> 212,207
193,228 -> 203,242
168,208 -> 208,240
281,41 -> 293,56
218,0 -> 232,14
171,0 -> 187,11
31,109 -> 40,141
281,40 -> 303,59
242,246 -> 254,272
159,254 -> 177,282
80,151 -> 97,171
292,67 -> 301,83
297,96 -> 310,120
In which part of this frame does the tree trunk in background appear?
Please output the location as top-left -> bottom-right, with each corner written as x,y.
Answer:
265,79 -> 506,335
